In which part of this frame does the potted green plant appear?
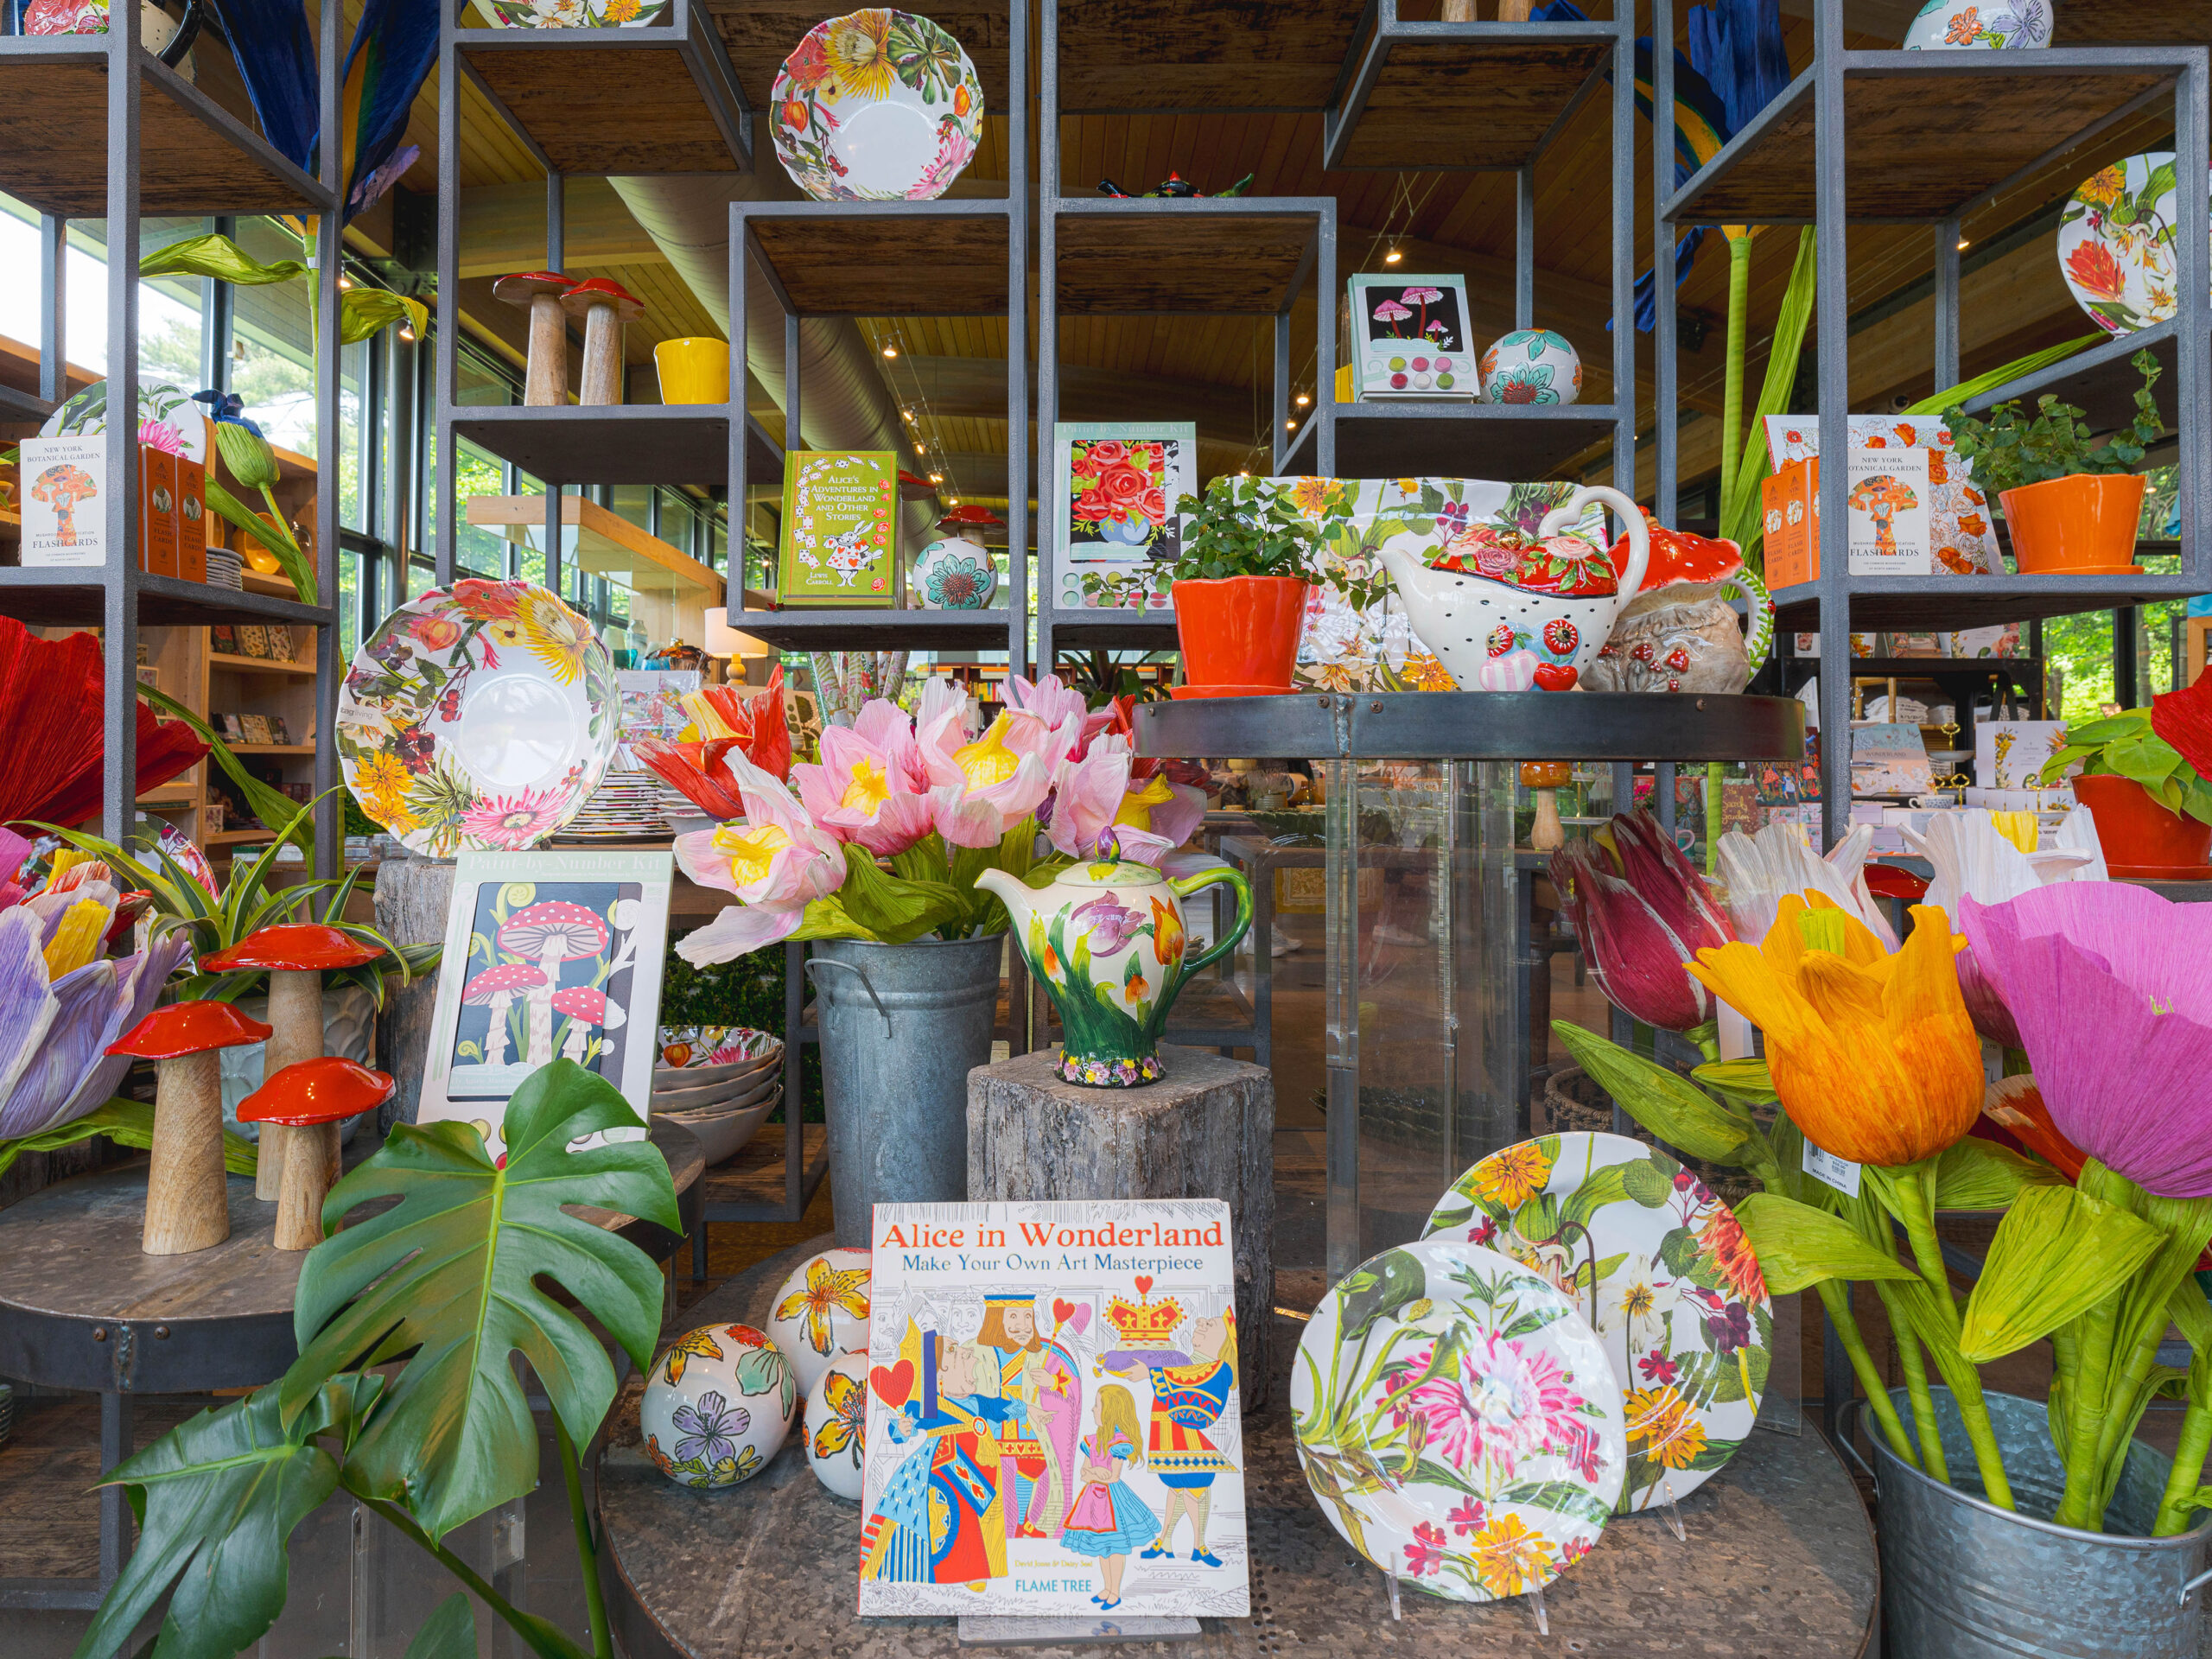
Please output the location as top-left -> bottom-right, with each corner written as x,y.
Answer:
2037,672 -> 2212,874
1084,476 -> 1376,695
1942,348 -> 2164,575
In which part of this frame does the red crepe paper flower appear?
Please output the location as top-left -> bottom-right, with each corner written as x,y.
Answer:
0,618 -> 208,829
2150,673 -> 2212,779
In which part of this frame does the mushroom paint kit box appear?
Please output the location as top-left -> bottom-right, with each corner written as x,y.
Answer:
416,849 -> 675,1155
859,1200 -> 1250,1620
16,435 -> 106,567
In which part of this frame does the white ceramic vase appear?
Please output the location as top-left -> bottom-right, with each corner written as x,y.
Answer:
639,1323 -> 796,1489
766,1246 -> 872,1397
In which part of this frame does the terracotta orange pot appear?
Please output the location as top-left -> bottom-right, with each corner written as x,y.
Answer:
2074,772 -> 2212,871
1173,575 -> 1309,690
2000,473 -> 2146,574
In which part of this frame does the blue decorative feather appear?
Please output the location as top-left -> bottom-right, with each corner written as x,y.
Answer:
205,0 -> 319,171
335,0 -> 438,222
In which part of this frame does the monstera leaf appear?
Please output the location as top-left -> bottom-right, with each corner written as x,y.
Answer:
403,1594 -> 479,1659
74,1376 -> 382,1659
282,1060 -> 681,1539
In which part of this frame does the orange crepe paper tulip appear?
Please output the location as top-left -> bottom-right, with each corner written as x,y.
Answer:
1688,896 -> 1983,1167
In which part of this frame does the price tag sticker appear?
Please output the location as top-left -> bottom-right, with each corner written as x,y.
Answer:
1802,1139 -> 1863,1198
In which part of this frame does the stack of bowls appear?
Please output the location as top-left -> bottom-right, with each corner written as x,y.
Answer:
651,1031 -> 785,1166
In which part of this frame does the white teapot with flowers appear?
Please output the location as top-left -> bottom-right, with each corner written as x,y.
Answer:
1377,483 -> 1649,691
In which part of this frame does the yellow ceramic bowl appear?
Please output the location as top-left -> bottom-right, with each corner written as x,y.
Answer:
655,337 -> 731,406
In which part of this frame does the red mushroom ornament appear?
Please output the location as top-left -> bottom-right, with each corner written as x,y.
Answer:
238,1058 -> 393,1250
1586,515 -> 1776,694
562,278 -> 645,407
106,1001 -> 271,1255
493,271 -> 578,408
201,923 -> 381,1200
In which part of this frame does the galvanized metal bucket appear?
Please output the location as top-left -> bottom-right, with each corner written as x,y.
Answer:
1841,1386 -> 2212,1659
805,934 -> 1003,1248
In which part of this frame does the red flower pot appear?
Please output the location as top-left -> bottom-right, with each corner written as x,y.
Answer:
1172,575 -> 1309,691
1999,473 -> 2147,574
2074,772 -> 2212,872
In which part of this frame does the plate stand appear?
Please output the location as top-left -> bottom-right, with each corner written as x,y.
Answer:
956,1615 -> 1202,1648
1381,1569 -> 1402,1622
1656,1473 -> 1688,1543
1523,1583 -> 1550,1637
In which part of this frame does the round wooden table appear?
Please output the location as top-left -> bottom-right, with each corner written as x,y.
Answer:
597,1237 -> 1878,1659
0,1121 -> 702,1612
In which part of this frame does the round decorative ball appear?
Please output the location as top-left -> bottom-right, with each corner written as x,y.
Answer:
804,1351 -> 870,1501
1480,329 -> 1582,406
766,1247 -> 872,1397
912,538 -> 999,610
640,1323 -> 797,1490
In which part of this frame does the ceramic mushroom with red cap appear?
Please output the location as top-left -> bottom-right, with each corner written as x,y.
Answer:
238,1058 -> 393,1250
106,1001 -> 271,1255
1520,761 -> 1574,851
551,984 -> 625,1064
200,923 -> 382,1200
496,900 -> 612,1066
493,271 -> 577,408
1585,514 -> 1776,694
462,963 -> 547,1070
563,277 -> 645,407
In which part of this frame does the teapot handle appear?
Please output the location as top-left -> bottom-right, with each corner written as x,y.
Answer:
1542,484 -> 1648,609
1167,866 -> 1255,982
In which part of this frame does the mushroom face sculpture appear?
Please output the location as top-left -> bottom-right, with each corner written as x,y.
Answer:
107,1001 -> 271,1255
561,278 -> 645,407
462,962 -> 548,1069
200,922 -> 381,1198
238,1058 -> 393,1251
497,900 -> 612,1066
493,271 -> 578,409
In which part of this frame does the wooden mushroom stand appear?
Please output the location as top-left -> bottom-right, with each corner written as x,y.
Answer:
564,278 -> 645,407
241,1058 -> 395,1251
107,1001 -> 272,1256
494,271 -> 578,408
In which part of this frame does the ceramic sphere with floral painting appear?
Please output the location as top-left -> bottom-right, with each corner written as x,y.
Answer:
767,1245 -> 872,1395
641,1322 -> 798,1490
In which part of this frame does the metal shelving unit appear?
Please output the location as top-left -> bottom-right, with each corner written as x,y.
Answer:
0,22 -> 345,868
1653,5 -> 2210,848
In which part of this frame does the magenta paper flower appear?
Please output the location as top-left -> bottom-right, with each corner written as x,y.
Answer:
1961,882 -> 2212,1197
1551,810 -> 1735,1032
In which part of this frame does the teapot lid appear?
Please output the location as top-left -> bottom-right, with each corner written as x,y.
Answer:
1046,857 -> 1165,891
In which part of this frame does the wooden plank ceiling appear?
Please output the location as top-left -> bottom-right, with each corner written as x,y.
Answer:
348,1 -> 2173,511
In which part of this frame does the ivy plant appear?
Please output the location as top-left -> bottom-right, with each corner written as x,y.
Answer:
1942,348 -> 2165,498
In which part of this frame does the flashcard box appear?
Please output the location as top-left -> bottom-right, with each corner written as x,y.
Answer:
1845,445 -> 1931,576
860,1200 -> 1251,1619
16,435 -> 106,567
1976,720 -> 2072,792
140,445 -> 179,577
175,451 -> 207,582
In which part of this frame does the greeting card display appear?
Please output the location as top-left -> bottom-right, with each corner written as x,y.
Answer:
1050,424 -> 1195,613
1850,722 -> 1936,798
859,1201 -> 1249,1618
778,452 -> 897,607
1346,275 -> 1475,400
417,849 -> 673,1155
1976,720 -> 2072,791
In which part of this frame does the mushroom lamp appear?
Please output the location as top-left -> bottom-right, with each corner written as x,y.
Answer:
1520,761 -> 1573,852
493,271 -> 578,408
562,277 -> 645,407
462,963 -> 548,1070
106,1001 -> 272,1255
239,1058 -> 393,1250
496,901 -> 612,1066
1586,517 -> 1775,695
200,923 -> 382,1199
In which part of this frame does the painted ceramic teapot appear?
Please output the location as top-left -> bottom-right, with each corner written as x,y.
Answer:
1378,483 -> 1649,691
976,857 -> 1252,1087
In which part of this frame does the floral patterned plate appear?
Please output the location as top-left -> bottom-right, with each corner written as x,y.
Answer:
477,0 -> 669,28
772,10 -> 982,201
2058,151 -> 2210,338
338,579 -> 620,857
1425,1132 -> 1770,1516
39,378 -> 207,466
1291,1238 -> 1625,1604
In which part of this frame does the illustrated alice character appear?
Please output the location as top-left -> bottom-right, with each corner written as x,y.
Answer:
1101,1290 -> 1240,1568
1057,1385 -> 1159,1611
859,1331 -> 1027,1590
977,1291 -> 1084,1541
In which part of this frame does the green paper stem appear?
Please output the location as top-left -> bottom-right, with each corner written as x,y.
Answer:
2154,1397 -> 2212,1537
1816,1278 -> 1919,1470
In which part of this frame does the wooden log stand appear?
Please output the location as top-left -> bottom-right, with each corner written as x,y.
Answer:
968,1043 -> 1275,1408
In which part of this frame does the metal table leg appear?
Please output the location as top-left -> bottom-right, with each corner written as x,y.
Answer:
101,1390 -> 132,1589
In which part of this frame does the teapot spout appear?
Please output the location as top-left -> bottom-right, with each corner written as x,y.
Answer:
973,866 -> 1026,914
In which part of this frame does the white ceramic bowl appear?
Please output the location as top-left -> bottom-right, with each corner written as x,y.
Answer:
654,1068 -> 781,1116
656,1093 -> 776,1166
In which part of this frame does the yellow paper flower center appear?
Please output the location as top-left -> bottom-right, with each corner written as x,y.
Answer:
954,715 -> 1020,788
1114,773 -> 1174,831
840,756 -> 891,814
713,821 -> 791,887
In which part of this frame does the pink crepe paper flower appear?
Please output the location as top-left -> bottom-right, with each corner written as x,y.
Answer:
792,715 -> 935,857
1551,810 -> 1734,1033
1044,737 -> 1202,868
1961,882 -> 2212,1198
674,751 -> 847,965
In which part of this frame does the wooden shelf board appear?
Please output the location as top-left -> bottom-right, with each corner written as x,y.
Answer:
0,41 -> 333,219
1051,0 -> 1367,113
449,405 -> 780,487
458,35 -> 741,175
747,208 -> 1013,316
727,607 -> 1016,651
2055,0 -> 2212,42
207,652 -> 316,676
1054,203 -> 1328,315
467,493 -> 725,601
238,568 -> 302,599
1331,401 -> 1621,479
705,0 -> 1013,114
1771,570 -> 2203,632
206,828 -> 276,846
0,569 -> 333,629
231,744 -> 315,756
1328,25 -> 1613,173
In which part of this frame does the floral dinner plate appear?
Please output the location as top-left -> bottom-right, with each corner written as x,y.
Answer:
772,10 -> 982,201
1292,1237 -> 1625,1603
2058,151 -> 2211,338
40,377 -> 207,466
1425,1132 -> 1770,1515
476,0 -> 670,28
338,579 -> 620,857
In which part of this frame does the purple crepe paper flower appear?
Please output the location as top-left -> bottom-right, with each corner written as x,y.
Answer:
671,1389 -> 747,1467
1961,883 -> 2212,1198
1072,893 -> 1145,957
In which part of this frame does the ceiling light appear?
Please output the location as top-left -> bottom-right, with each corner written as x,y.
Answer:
902,407 -> 914,421
337,274 -> 353,289
882,343 -> 899,358
1956,236 -> 1970,251
1294,392 -> 1310,407
1286,419 -> 1297,431
929,472 -> 944,484
399,324 -> 416,341
1383,246 -> 1402,265
1238,469 -> 1249,478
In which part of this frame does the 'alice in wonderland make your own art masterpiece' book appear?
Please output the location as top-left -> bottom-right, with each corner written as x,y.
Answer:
858,1201 -> 1250,1619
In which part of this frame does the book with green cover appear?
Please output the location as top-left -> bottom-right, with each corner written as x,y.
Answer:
778,449 -> 899,607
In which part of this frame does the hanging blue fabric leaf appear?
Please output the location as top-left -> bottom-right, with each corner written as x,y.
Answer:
1687,0 -> 1792,142
336,0 -> 438,223
205,0 -> 318,172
